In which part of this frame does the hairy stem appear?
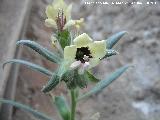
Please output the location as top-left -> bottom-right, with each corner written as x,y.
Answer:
70,89 -> 76,120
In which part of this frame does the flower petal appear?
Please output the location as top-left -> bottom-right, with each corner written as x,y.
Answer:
88,40 -> 106,59
89,58 -> 100,68
64,18 -> 84,30
45,19 -> 57,28
45,5 -> 57,19
65,4 -> 72,21
52,0 -> 67,11
70,61 -> 81,69
73,33 -> 93,48
64,20 -> 75,29
75,18 -> 84,29
64,45 -> 77,61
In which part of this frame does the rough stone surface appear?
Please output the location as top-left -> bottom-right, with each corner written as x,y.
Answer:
0,0 -> 31,98
0,0 -> 32,119
10,0 -> 160,120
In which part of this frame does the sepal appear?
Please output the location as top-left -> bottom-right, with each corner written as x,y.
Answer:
61,69 -> 88,89
85,71 -> 99,83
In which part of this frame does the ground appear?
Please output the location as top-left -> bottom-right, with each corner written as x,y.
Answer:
13,0 -> 160,120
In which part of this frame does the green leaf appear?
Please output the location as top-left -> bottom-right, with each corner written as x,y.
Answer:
3,59 -> 52,76
42,64 -> 67,93
85,71 -> 99,83
0,99 -> 53,120
78,65 -> 131,101
54,96 -> 70,120
56,30 -> 71,49
17,40 -> 61,63
42,73 -> 60,93
102,49 -> 119,59
106,31 -> 127,49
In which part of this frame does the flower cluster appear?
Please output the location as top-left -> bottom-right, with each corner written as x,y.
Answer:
43,0 -> 113,89
4,0 -> 125,92
2,0 -> 129,120
45,0 -> 83,31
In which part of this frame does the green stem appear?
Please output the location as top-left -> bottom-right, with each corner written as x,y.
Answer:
70,89 -> 76,120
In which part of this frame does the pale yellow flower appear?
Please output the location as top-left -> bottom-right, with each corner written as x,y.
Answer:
45,0 -> 72,29
64,33 -> 106,74
64,18 -> 84,30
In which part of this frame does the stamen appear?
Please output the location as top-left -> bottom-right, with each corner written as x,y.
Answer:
61,9 -> 64,27
56,9 -> 66,31
64,16 -> 67,25
83,55 -> 89,62
56,10 -> 61,31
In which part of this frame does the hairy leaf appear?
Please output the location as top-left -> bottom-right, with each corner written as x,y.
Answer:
54,96 -> 70,120
78,65 -> 131,100
106,31 -> 127,49
17,40 -> 61,63
42,73 -> 60,93
42,64 -> 67,93
0,99 -> 53,120
3,59 -> 52,76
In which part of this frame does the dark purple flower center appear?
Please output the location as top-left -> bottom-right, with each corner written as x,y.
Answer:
75,47 -> 92,63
